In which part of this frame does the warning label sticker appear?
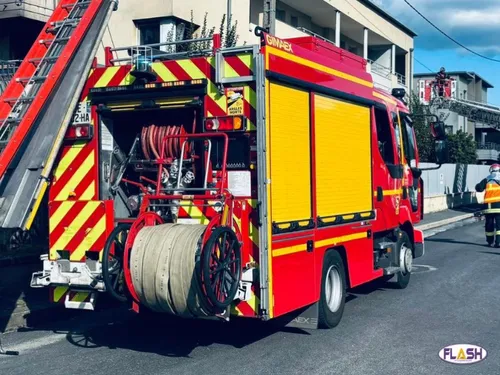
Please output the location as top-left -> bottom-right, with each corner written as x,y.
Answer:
225,87 -> 244,116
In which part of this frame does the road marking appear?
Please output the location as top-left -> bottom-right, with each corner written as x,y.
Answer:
412,264 -> 438,274
2,333 -> 66,354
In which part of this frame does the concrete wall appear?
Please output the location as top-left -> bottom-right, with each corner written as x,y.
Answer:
326,0 -> 414,52
420,162 -> 490,213
0,0 -> 57,22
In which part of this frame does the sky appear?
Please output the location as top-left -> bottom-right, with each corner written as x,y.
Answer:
371,0 -> 500,106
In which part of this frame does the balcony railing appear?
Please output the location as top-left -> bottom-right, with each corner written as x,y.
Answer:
396,72 -> 406,86
367,59 -> 391,78
0,60 -> 21,95
477,142 -> 500,151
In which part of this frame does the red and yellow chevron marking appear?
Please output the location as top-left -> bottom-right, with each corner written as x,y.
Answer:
80,54 -> 257,129
230,199 -> 261,317
48,201 -> 109,261
50,142 -> 97,202
50,286 -> 91,305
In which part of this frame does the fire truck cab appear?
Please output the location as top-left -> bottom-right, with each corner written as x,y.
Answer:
30,27 -> 447,329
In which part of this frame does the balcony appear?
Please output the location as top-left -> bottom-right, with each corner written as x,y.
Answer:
476,142 -> 500,162
259,0 -> 412,92
0,0 -> 57,22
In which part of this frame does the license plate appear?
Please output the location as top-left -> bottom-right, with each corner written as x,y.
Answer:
72,101 -> 91,124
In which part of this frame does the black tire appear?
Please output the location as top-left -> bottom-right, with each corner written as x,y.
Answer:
200,226 -> 242,312
102,223 -> 131,303
393,231 -> 412,289
318,250 -> 347,329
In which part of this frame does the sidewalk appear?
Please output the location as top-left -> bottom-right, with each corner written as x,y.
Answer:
416,205 -> 483,233
0,206 -> 484,333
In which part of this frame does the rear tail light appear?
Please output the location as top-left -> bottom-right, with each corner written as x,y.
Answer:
65,124 -> 93,141
204,116 -> 246,132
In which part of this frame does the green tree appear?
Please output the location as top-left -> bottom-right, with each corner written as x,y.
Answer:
408,91 -> 434,162
446,130 -> 477,164
170,11 -> 239,53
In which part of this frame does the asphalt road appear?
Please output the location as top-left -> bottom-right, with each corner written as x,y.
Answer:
1,222 -> 499,375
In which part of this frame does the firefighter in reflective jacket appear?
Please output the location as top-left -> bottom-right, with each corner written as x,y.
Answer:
476,163 -> 500,247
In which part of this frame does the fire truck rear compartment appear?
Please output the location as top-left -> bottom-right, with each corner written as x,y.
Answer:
97,105 -> 244,317
98,106 -> 202,217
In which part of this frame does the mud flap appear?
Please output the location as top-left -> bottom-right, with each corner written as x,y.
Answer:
283,302 -> 319,330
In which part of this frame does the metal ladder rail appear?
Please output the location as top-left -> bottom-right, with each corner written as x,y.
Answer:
442,97 -> 500,129
0,0 -> 106,177
0,1 -> 91,146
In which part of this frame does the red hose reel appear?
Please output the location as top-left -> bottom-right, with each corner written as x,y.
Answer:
140,124 -> 191,161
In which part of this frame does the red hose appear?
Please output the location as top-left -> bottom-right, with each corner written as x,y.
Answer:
139,124 -> 191,161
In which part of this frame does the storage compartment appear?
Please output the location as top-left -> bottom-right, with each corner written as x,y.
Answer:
98,106 -> 205,220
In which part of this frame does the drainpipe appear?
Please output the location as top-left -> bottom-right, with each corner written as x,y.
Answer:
409,47 -> 414,93
227,0 -> 232,36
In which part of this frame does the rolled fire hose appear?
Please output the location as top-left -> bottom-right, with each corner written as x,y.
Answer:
130,224 -> 211,317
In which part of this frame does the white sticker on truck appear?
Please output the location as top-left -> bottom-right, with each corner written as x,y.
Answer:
227,171 -> 251,197
72,101 -> 90,125
100,122 -> 113,151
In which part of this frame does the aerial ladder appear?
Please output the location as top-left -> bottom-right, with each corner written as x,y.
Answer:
421,73 -> 500,130
0,0 -> 118,248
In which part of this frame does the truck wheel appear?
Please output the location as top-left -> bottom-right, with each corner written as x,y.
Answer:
394,231 -> 412,289
318,250 -> 346,329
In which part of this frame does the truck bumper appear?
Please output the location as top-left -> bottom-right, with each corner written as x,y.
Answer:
31,254 -> 103,310
413,228 -> 425,258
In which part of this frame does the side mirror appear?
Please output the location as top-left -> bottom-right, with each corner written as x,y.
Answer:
387,163 -> 404,179
430,121 -> 446,140
434,139 -> 448,165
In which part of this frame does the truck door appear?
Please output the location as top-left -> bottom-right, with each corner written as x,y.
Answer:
372,105 -> 403,231
399,112 -> 421,222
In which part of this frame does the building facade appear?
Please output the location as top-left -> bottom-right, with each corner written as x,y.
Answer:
413,71 -> 500,164
0,0 -> 416,95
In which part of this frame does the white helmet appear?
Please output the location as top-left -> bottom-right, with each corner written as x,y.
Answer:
490,163 -> 500,174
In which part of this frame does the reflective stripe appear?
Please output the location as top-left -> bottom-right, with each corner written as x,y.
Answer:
486,232 -> 495,236
482,209 -> 500,214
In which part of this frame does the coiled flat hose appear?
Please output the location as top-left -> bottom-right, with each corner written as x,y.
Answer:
130,224 -> 211,317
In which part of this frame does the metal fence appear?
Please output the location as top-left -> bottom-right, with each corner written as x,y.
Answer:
420,162 -> 490,197
0,60 -> 21,95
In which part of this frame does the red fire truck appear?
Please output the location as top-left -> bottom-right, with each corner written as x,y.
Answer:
28,29 -> 448,329
21,4 -> 447,329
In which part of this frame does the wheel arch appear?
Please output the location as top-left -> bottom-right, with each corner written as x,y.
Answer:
399,221 -> 415,256
324,246 -> 351,289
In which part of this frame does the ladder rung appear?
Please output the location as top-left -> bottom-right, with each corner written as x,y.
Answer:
46,19 -> 80,33
39,37 -> 70,45
16,76 -> 47,84
28,56 -> 59,65
61,1 -> 92,10
3,97 -> 35,104
0,118 -> 22,125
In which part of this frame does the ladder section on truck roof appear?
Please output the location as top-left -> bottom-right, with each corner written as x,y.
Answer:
0,0 -> 118,233
440,97 -> 500,129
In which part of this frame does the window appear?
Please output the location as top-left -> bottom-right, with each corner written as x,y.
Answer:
291,16 -> 298,27
392,112 -> 403,161
400,114 -> 416,165
138,22 -> 160,45
276,9 -> 286,22
374,107 -> 395,164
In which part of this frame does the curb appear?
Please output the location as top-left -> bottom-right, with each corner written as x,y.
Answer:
415,213 -> 478,232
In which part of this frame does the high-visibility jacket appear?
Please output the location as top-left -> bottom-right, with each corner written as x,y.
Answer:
476,177 -> 500,213
484,180 -> 500,203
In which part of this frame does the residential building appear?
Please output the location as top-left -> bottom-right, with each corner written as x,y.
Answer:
413,71 -> 500,164
0,0 -> 416,95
